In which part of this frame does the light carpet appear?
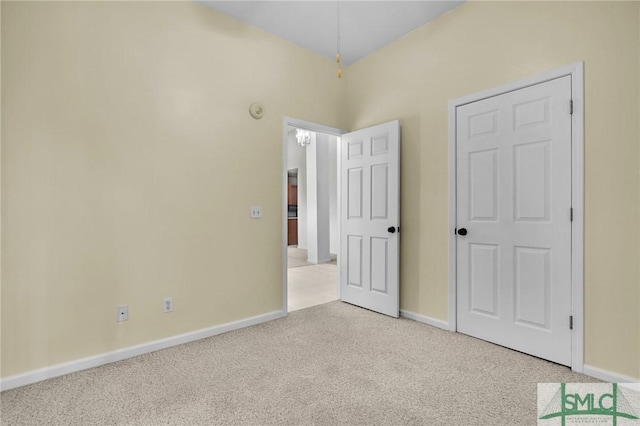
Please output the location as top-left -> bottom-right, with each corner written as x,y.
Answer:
1,301 -> 594,425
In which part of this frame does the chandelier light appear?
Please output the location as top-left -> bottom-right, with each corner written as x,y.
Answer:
296,129 -> 312,147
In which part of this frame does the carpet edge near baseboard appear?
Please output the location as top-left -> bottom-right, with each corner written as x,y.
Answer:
400,309 -> 449,330
0,309 -> 286,392
399,310 -> 640,385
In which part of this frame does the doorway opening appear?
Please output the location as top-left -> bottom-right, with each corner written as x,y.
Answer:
282,118 -> 344,313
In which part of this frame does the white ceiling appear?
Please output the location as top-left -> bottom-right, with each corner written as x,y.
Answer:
200,1 -> 465,65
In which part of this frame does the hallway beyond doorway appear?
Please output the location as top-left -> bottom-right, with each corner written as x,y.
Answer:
287,247 -> 337,311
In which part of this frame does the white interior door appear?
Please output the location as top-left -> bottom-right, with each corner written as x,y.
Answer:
456,76 -> 572,366
340,120 -> 400,318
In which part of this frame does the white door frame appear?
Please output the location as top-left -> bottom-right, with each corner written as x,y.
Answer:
447,62 -> 584,372
281,117 -> 346,314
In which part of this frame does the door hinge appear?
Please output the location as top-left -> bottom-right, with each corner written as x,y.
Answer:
569,315 -> 573,330
570,100 -> 574,115
570,207 -> 574,222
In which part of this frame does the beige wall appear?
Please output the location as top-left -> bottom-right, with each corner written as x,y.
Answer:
1,1 -> 346,377
0,0 -> 3,377
347,1 -> 640,379
2,0 -> 639,382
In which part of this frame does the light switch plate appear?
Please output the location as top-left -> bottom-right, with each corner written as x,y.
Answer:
250,206 -> 262,219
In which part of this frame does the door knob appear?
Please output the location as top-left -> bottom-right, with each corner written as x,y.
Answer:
387,227 -> 396,234
457,228 -> 467,236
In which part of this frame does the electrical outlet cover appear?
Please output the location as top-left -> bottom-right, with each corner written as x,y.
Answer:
117,305 -> 129,322
250,206 -> 262,219
163,297 -> 173,313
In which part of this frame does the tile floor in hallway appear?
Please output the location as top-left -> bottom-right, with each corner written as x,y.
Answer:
287,247 -> 338,312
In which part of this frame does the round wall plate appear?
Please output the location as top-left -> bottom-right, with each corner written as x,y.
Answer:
249,103 -> 264,119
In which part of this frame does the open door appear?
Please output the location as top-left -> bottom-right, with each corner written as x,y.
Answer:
340,120 -> 400,317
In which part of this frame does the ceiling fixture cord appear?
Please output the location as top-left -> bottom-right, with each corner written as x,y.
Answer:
336,1 -> 341,78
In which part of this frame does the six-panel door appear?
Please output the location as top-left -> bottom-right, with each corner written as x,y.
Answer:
456,76 -> 573,366
340,120 -> 400,318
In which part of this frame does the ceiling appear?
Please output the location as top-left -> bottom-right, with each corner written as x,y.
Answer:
200,1 -> 465,65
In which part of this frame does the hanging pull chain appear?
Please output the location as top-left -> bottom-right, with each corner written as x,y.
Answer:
336,1 -> 342,78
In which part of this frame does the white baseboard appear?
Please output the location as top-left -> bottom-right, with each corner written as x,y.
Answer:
400,309 -> 449,331
583,364 -> 640,385
1,309 -> 286,392
401,315 -> 640,387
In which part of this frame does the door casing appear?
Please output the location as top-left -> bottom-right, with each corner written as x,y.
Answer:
281,117 -> 345,314
447,62 -> 584,372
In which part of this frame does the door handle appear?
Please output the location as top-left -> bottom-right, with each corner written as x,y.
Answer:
387,227 -> 396,234
457,228 -> 468,236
